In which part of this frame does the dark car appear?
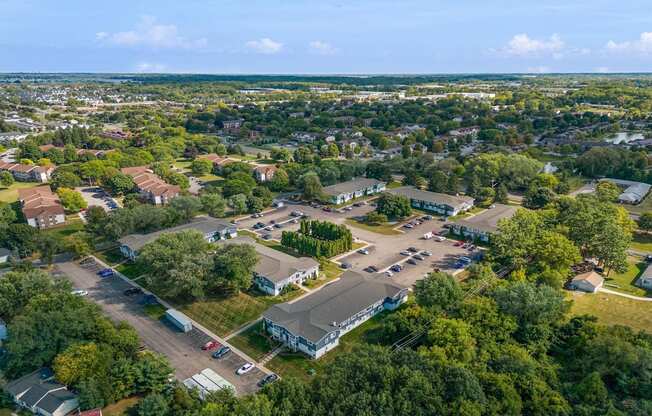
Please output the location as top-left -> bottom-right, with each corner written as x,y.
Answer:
262,234 -> 272,240
258,373 -> 279,387
340,262 -> 352,269
413,254 -> 424,261
212,346 -> 231,359
141,294 -> 158,305
408,247 -> 418,252
274,223 -> 282,228
365,265 -> 378,273
123,287 -> 143,296
390,264 -> 402,272
407,258 -> 418,265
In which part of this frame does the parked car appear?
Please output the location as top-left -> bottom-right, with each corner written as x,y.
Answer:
97,268 -> 113,275
385,270 -> 394,277
251,213 -> 263,218
390,264 -> 403,272
264,226 -> 273,231
459,256 -> 472,264
421,251 -> 432,257
237,362 -> 255,375
274,223 -> 282,228
453,241 -> 463,247
262,234 -> 272,240
257,373 -> 279,387
202,341 -> 219,351
400,251 -> 411,256
413,254 -> 424,261
434,236 -> 446,242
71,289 -> 88,297
340,262 -> 352,269
291,210 -> 304,217
353,202 -> 362,207
408,247 -> 418,252
253,222 -> 266,229
212,346 -> 231,359
404,223 -> 414,229
291,219 -> 298,224
407,258 -> 418,265
357,248 -> 369,255
98,269 -> 114,277
366,265 -> 378,273
124,287 -> 143,296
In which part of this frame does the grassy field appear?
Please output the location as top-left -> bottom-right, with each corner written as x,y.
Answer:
267,311 -> 389,381
625,193 -> 652,215
238,230 -> 302,258
43,217 -> 85,239
95,247 -> 125,266
115,262 -> 149,280
180,288 -> 302,337
449,206 -> 485,221
303,258 -> 343,289
570,291 -> 652,333
228,320 -> 281,360
0,409 -> 13,416
143,304 -> 167,320
0,181 -> 41,203
631,233 -> 652,253
103,396 -> 141,416
604,256 -> 650,297
344,218 -> 401,235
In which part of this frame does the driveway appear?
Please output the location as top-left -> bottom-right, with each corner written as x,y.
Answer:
75,187 -> 119,212
55,260 -> 266,395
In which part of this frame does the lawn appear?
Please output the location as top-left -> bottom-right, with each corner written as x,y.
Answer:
115,262 -> 148,280
386,181 -> 403,189
267,311 -> 389,382
103,396 -> 141,416
604,256 -> 650,297
344,218 -> 401,236
624,192 -> 652,215
143,304 -> 167,320
0,181 -> 41,203
94,247 -> 125,266
631,232 -> 652,253
43,217 -> 85,239
0,409 -> 13,416
303,258 -> 343,289
238,230 -> 302,258
570,291 -> 652,334
449,206 -> 485,221
228,320 -> 281,360
180,288 -> 302,337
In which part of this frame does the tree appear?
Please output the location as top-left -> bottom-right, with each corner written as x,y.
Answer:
638,212 -> 652,231
0,171 -> 14,187
414,272 -> 463,314
270,147 -> 291,162
212,244 -> 258,293
79,160 -> 108,185
107,173 -> 135,195
0,269 -> 61,320
0,201 -> 17,226
299,172 -> 323,201
191,158 -> 213,176
138,393 -> 169,416
495,184 -> 508,204
64,232 -> 92,259
375,193 -> 412,219
523,186 -> 555,209
138,230 -> 213,299
38,234 -> 62,265
228,194 -> 248,215
201,193 -> 226,217
421,317 -> 476,364
53,342 -> 106,386
595,181 -> 621,202
2,223 -> 39,258
57,188 -> 87,213
365,211 -> 388,225
268,168 -> 289,192
51,171 -> 82,190
168,196 -> 202,222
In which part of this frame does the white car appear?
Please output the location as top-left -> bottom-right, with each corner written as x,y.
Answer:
237,362 -> 255,375
385,270 -> 394,277
71,289 -> 88,297
357,248 -> 369,255
400,251 -> 411,256
434,236 -> 446,242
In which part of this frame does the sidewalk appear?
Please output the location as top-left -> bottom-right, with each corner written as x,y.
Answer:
599,287 -> 652,301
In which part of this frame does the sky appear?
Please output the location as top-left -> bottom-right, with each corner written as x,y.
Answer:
2,0 -> 652,74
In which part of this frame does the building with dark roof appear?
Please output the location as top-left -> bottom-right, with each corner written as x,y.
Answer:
221,236 -> 319,296
118,217 -> 237,260
388,186 -> 474,217
448,204 -> 518,242
263,271 -> 408,358
5,368 -> 79,416
322,178 -> 386,204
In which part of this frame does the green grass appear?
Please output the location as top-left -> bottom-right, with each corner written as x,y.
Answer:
631,233 -> 652,253
303,259 -> 343,289
570,291 -> 652,334
604,256 -> 650,297
0,181 -> 41,203
103,396 -> 141,416
115,262 -> 148,279
449,206 -> 485,221
228,320 -> 280,360
94,247 -> 125,266
0,409 -> 14,416
267,311 -> 390,381
143,304 -> 167,320
43,217 -> 85,239
624,192 -> 652,215
238,230 -> 302,258
386,181 -> 402,189
180,288 -> 302,337
344,218 -> 401,235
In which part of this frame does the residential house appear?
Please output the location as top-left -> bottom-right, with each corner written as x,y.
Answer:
389,186 -> 474,217
569,271 -> 604,293
18,186 -> 66,229
263,271 -> 408,358
0,161 -> 54,183
197,154 -> 234,170
101,130 -> 131,140
448,204 -> 518,242
222,119 -> 244,134
221,236 -> 319,296
118,217 -> 237,260
637,264 -> 652,290
253,165 -> 278,182
601,178 -> 651,204
121,166 -> 180,205
5,368 -> 79,416
322,178 -> 386,204
449,127 -> 480,138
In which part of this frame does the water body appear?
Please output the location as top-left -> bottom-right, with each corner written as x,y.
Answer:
606,132 -> 646,144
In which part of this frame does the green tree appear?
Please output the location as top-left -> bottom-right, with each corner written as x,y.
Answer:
375,193 -> 412,219
414,272 -> 463,314
107,173 -> 135,195
299,172 -> 323,201
228,194 -> 248,215
638,212 -> 652,231
212,244 -> 258,293
0,171 -> 14,187
595,181 -> 621,202
191,158 -> 213,176
137,393 -> 169,416
57,188 -> 88,213
201,193 -> 226,218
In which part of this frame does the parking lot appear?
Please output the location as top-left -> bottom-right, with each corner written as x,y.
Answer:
236,201 -> 479,288
76,186 -> 119,212
55,259 -> 266,395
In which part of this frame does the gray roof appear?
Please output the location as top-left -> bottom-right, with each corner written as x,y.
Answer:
35,388 -> 77,413
452,204 -> 519,234
640,264 -> 652,281
5,368 -> 76,412
263,271 -> 406,343
0,247 -> 10,257
322,178 -> 385,196
118,217 -> 233,252
221,237 -> 319,284
389,186 -> 474,210
5,368 -> 54,398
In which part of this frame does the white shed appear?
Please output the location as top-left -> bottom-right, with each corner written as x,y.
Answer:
570,271 -> 604,293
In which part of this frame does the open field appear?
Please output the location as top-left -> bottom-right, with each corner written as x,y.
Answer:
0,181 -> 42,203
631,233 -> 652,253
344,218 -> 401,235
625,193 -> 652,215
604,256 -> 650,297
229,321 -> 280,361
94,247 -> 125,266
570,291 -> 652,333
42,217 -> 85,239
103,397 -> 141,416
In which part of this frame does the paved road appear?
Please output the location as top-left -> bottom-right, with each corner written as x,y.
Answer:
55,260 -> 266,395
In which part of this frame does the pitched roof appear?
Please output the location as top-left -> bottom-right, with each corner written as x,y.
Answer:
452,204 -> 519,234
322,178 -> 385,196
18,186 -> 65,218
4,367 -> 76,413
572,271 -> 604,288
389,186 -> 474,210
118,217 -> 234,252
263,271 -> 406,343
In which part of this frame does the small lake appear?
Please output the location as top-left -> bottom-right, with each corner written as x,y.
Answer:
606,132 -> 646,144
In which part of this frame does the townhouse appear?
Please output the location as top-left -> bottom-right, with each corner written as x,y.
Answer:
448,203 -> 518,242
5,368 -> 79,416
18,186 -> 66,229
197,154 -> 235,170
263,271 -> 408,358
322,178 -> 386,205
0,161 -> 54,183
389,186 -> 474,217
121,166 -> 180,205
118,217 -> 237,260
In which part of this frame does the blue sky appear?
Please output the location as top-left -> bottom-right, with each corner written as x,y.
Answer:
2,0 -> 652,73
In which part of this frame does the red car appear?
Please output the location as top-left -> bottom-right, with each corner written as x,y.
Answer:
453,241 -> 463,247
202,341 -> 219,351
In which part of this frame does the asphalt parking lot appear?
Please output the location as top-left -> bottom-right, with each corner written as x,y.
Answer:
236,201 -> 478,288
76,186 -> 119,212
55,259 -> 265,395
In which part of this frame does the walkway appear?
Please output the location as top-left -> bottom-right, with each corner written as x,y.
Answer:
599,287 -> 652,301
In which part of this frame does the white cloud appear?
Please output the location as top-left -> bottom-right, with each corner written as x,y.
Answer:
245,38 -> 283,54
135,62 -> 167,73
605,32 -> 652,54
96,16 -> 207,50
499,33 -> 565,57
309,40 -> 338,55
